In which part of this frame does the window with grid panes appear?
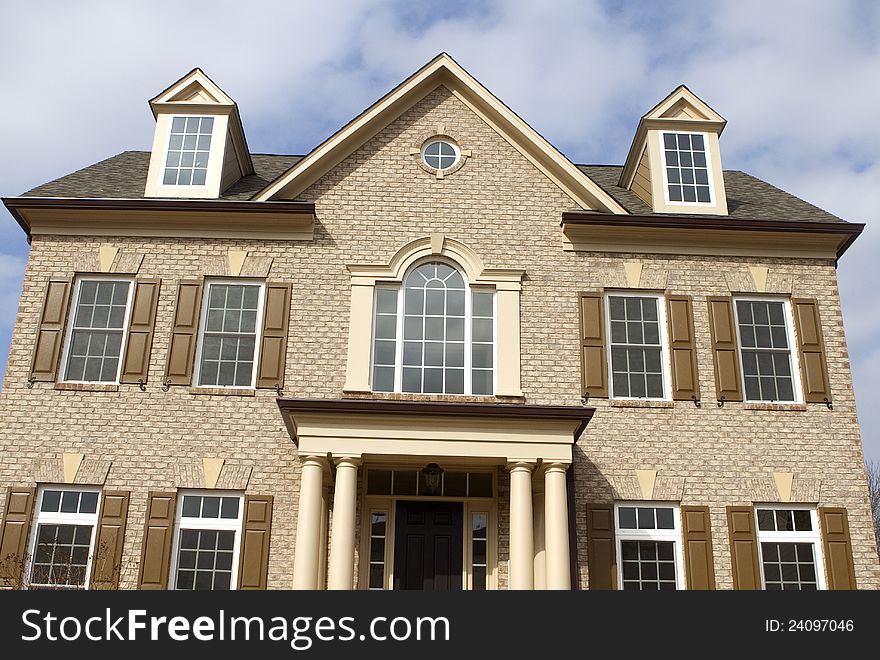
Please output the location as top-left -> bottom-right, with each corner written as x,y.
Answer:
172,493 -> 243,591
471,512 -> 488,590
28,488 -> 100,589
371,262 -> 494,395
756,507 -> 823,590
663,132 -> 711,203
196,282 -> 264,387
422,139 -> 459,170
607,295 -> 666,398
163,116 -> 214,186
62,278 -> 132,383
735,299 -> 797,402
368,511 -> 387,589
615,504 -> 682,590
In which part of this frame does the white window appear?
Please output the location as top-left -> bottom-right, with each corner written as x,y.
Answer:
163,116 -> 214,186
170,491 -> 244,591
662,131 -> 712,204
27,487 -> 101,590
367,510 -> 388,590
61,277 -> 133,384
194,281 -> 265,388
734,298 -> 801,402
615,503 -> 684,590
421,139 -> 460,171
755,506 -> 825,590
470,511 -> 489,590
606,293 -> 670,399
371,262 -> 495,395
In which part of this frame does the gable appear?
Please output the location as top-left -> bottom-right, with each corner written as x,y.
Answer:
255,53 -> 625,214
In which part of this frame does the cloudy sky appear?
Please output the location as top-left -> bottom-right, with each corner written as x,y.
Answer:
0,1 -> 877,458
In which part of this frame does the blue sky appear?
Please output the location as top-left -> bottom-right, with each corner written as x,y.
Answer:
0,0 -> 877,459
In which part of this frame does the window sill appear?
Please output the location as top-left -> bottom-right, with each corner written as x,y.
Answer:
188,387 -> 255,397
343,391 -> 524,404
609,399 -> 674,409
54,382 -> 119,392
744,402 -> 807,412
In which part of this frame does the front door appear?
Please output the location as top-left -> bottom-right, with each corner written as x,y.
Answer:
393,500 -> 463,590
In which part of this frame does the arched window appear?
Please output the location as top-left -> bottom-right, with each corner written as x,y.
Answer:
372,261 -> 495,395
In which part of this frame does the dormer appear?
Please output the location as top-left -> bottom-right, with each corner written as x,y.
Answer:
144,68 -> 253,199
619,86 -> 728,215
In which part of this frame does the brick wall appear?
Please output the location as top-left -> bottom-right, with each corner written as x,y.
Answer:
1,85 -> 876,589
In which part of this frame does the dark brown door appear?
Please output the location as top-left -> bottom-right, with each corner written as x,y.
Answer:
393,501 -> 463,591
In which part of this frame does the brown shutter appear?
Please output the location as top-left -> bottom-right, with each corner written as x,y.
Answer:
90,490 -> 130,590
29,278 -> 73,382
579,292 -> 608,399
818,507 -> 856,590
707,297 -> 743,402
727,505 -> 761,589
0,487 -> 35,588
238,495 -> 273,590
163,280 -> 203,386
137,491 -> 177,590
681,506 -> 716,589
120,279 -> 161,384
666,295 -> 701,401
256,283 -> 291,389
586,504 -> 616,589
791,299 -> 832,404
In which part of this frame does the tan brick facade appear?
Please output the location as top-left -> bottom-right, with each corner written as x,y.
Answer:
1,84 -> 877,589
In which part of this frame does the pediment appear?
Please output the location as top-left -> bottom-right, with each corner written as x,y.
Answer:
643,85 -> 726,125
254,53 -> 626,214
149,68 -> 235,112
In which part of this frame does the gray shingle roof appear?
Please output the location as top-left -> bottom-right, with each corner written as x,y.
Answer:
22,151 -> 302,201
19,151 -> 847,224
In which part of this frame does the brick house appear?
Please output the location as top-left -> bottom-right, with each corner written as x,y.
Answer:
0,53 -> 876,590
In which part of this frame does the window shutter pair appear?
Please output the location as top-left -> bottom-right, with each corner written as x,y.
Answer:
29,277 -> 161,384
585,504 -> 716,590
138,492 -> 273,590
163,280 -> 291,388
0,487 -> 130,589
726,505 -> 856,589
707,297 -> 832,404
579,292 -> 700,401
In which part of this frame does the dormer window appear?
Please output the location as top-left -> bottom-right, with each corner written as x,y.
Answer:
163,116 -> 214,186
662,132 -> 711,204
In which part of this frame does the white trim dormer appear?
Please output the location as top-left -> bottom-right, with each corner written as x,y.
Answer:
620,85 -> 729,216
144,68 -> 253,199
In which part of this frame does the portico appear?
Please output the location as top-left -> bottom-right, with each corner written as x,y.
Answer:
278,399 -> 592,590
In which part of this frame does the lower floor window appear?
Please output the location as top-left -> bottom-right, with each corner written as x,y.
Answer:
28,487 -> 100,590
171,492 -> 243,591
756,506 -> 823,590
615,503 -> 683,591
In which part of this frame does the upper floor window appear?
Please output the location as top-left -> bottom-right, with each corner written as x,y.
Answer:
734,298 -> 799,402
163,116 -> 214,186
615,503 -> 683,590
170,492 -> 243,590
606,293 -> 670,400
28,487 -> 101,590
371,261 -> 495,395
61,277 -> 133,384
662,132 -> 711,204
755,506 -> 824,590
194,281 -> 265,388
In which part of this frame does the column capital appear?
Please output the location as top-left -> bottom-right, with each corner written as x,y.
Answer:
332,456 -> 362,468
506,460 -> 537,473
542,462 -> 570,474
300,455 -> 329,468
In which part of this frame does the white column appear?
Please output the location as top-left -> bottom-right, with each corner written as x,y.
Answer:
292,455 -> 326,590
544,462 -> 572,590
327,457 -> 360,590
533,477 -> 546,590
508,462 -> 535,590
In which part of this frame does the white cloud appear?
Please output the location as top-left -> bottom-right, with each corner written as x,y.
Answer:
0,0 -> 877,457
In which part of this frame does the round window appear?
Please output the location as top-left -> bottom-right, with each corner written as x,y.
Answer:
421,139 -> 460,171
